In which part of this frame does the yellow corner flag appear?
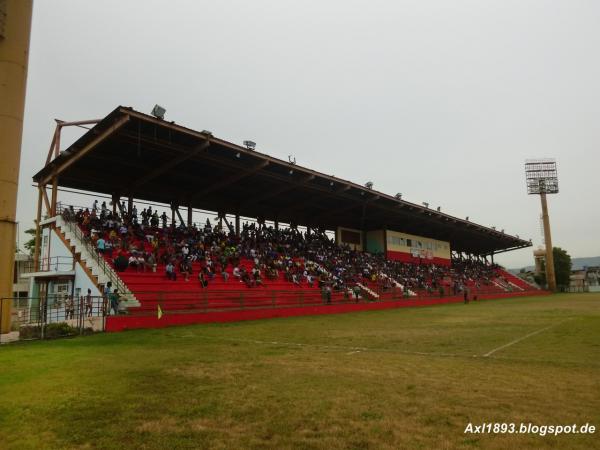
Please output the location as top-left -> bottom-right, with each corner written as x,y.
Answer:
157,304 -> 163,320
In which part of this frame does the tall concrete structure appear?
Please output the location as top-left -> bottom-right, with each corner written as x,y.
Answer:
525,159 -> 559,291
0,0 -> 33,333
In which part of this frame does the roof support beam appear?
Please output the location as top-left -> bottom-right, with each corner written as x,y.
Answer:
280,184 -> 351,216
192,160 -> 269,200
40,114 -> 130,185
241,174 -> 315,209
312,195 -> 380,223
131,139 -> 210,191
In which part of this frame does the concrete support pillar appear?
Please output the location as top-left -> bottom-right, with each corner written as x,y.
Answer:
112,194 -> 118,214
540,193 -> 557,291
50,177 -> 58,216
0,0 -> 33,333
33,187 -> 43,272
187,205 -> 192,228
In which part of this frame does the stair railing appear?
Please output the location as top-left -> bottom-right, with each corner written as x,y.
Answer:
58,206 -> 127,294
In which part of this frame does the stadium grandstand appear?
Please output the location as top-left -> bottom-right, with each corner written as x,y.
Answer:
26,106 -> 543,332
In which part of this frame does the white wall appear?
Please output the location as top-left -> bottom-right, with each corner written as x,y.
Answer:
73,263 -> 101,298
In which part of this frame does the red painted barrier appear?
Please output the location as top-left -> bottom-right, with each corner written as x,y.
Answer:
105,290 -> 550,332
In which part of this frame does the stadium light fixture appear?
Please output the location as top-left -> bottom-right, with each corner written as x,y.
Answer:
395,193 -> 402,200
151,104 -> 166,119
365,181 -> 373,189
288,155 -> 296,165
524,158 -> 559,291
422,202 -> 429,208
437,206 -> 441,211
465,216 -> 469,221
243,140 -> 256,150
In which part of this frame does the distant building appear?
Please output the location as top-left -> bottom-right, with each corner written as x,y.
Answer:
569,266 -> 600,293
13,252 -> 32,299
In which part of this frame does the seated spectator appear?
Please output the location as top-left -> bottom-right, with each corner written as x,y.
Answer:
113,255 -> 128,272
145,252 -> 157,272
166,261 -> 177,281
198,272 -> 208,288
291,273 -> 300,286
104,239 -> 113,258
180,258 -> 192,282
136,253 -> 146,272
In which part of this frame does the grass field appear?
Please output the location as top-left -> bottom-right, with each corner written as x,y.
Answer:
1,293 -> 599,449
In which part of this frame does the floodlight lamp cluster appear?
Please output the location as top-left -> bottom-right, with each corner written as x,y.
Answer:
151,104 -> 166,120
244,140 -> 256,151
525,158 -> 559,195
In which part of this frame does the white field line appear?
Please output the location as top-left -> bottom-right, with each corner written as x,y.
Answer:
167,318 -> 574,361
482,318 -> 573,358
172,333 -> 464,358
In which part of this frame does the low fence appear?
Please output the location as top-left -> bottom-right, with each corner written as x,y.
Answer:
0,295 -> 107,344
1,285 -> 546,342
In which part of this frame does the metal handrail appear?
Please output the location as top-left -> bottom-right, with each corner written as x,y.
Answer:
59,209 -> 127,294
30,256 -> 74,273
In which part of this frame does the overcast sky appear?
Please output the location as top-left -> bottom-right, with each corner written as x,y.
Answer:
16,0 -> 600,268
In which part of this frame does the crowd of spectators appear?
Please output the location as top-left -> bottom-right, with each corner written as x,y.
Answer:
63,201 -> 501,296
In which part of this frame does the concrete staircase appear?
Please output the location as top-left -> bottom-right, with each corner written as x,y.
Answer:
379,272 -> 417,296
53,216 -> 140,308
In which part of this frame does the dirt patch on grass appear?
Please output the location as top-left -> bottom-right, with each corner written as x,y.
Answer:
136,417 -> 184,433
166,362 -> 249,381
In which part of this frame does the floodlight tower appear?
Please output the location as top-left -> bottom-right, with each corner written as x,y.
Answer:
525,159 -> 559,291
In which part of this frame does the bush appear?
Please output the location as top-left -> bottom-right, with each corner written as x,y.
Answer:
19,325 -> 41,340
44,322 -> 78,339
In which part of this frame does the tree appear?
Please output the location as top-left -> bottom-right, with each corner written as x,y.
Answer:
531,247 -> 571,289
22,228 -> 37,256
553,247 -> 572,287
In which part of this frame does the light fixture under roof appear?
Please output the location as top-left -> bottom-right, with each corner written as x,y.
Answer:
151,104 -> 166,119
243,140 -> 256,150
